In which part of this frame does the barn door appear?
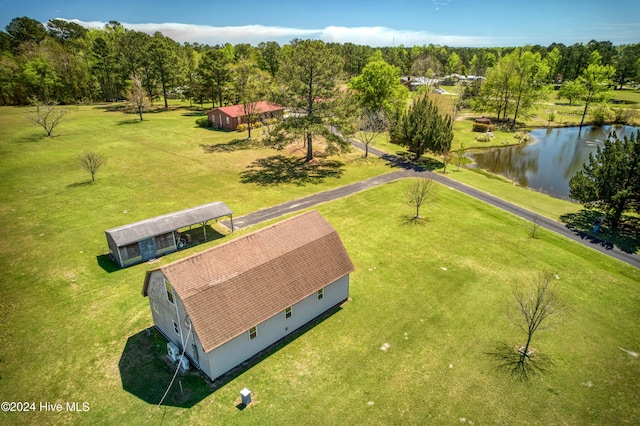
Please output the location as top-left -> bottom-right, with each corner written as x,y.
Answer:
139,238 -> 156,261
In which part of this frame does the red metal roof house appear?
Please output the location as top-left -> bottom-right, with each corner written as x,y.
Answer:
206,101 -> 284,131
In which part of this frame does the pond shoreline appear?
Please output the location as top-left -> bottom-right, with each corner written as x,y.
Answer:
465,124 -> 639,199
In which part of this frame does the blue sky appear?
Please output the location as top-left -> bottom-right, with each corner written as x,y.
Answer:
1,0 -> 639,47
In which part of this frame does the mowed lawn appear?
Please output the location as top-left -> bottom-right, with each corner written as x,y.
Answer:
0,104 -> 639,425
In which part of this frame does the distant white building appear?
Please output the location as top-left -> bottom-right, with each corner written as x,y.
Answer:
142,210 -> 355,381
401,76 -> 442,91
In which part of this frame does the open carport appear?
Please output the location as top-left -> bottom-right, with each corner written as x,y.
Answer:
105,201 -> 233,268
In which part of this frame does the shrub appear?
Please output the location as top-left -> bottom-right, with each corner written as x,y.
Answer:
514,132 -> 530,142
252,121 -> 263,128
591,104 -> 615,126
472,122 -> 493,133
475,133 -> 492,142
236,123 -> 248,132
613,107 -> 638,125
196,117 -> 211,128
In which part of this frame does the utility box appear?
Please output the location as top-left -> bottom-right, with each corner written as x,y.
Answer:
240,388 -> 251,406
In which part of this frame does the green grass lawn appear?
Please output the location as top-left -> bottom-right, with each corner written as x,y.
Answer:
1,103 -> 639,425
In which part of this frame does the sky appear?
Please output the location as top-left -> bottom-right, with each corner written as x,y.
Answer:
1,0 -> 639,47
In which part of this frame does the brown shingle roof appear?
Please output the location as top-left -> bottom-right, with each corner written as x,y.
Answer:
146,210 -> 354,353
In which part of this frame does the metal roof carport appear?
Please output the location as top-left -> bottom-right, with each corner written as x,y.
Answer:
105,201 -> 233,268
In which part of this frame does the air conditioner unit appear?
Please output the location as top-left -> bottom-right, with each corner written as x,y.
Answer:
167,341 -> 180,363
178,356 -> 190,372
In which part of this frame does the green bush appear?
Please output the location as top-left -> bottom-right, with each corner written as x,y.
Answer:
613,107 -> 639,125
252,121 -> 263,128
195,117 -> 211,128
236,123 -> 248,132
475,133 -> 492,142
591,104 -> 615,126
472,123 -> 492,133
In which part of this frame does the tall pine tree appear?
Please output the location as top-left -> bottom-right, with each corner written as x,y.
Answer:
390,94 -> 453,167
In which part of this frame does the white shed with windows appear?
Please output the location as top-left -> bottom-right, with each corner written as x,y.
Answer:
141,210 -> 354,381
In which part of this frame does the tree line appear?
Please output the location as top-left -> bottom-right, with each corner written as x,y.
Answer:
1,16 -> 639,107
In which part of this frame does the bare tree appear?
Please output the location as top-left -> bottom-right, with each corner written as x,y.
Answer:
357,109 -> 388,158
78,151 -> 106,183
405,177 -> 438,219
126,75 -> 148,121
529,214 -> 541,238
490,272 -> 562,380
456,143 -> 466,172
25,98 -> 70,137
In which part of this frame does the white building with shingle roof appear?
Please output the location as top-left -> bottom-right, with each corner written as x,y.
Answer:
142,210 -> 354,381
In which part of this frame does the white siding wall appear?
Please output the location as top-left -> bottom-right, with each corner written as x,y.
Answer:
205,275 -> 349,380
148,271 -> 178,342
147,272 -> 205,367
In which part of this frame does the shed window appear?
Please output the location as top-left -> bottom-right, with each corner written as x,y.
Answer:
285,306 -> 292,319
238,116 -> 242,124
211,115 -> 215,123
249,326 -> 257,340
165,280 -> 174,304
173,321 -> 179,335
226,117 -> 230,125
121,242 -> 140,260
155,233 -> 174,250
317,288 -> 324,300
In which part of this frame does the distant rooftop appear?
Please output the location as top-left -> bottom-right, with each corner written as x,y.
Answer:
211,101 -> 284,118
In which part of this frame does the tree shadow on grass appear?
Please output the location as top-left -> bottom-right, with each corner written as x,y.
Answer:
201,138 -> 260,153
15,134 -> 48,143
94,103 -> 126,112
67,180 -> 93,188
181,107 -> 208,117
390,151 -> 444,171
487,342 -> 552,382
560,209 -> 640,254
117,119 -> 143,125
398,214 -> 430,226
240,155 -> 344,186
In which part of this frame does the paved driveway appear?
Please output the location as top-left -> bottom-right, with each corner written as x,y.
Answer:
224,139 -> 639,269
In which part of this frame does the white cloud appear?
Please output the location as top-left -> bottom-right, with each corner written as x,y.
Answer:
63,19 -> 493,47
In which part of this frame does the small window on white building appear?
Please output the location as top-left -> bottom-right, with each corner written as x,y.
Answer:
317,288 -> 324,300
173,320 -> 179,335
285,306 -> 292,319
165,280 -> 174,304
249,326 -> 257,340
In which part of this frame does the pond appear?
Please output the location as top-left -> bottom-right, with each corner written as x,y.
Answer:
467,125 -> 639,199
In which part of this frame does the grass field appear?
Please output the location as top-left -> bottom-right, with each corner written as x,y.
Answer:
1,102 -> 639,425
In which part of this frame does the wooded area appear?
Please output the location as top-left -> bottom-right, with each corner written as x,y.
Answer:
1,16 -> 639,107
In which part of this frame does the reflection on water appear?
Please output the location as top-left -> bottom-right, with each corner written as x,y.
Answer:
468,125 -> 639,199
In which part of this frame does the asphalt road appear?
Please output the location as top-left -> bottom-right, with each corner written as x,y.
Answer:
223,139 -> 639,269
